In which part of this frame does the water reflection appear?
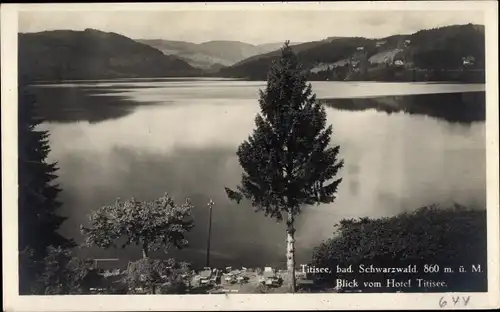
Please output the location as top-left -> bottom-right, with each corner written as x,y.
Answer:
28,80 -> 485,124
321,92 -> 485,124
37,89 -> 486,268
29,85 -> 165,124
58,146 -> 286,268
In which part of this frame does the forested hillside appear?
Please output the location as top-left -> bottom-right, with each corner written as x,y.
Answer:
19,29 -> 202,82
216,24 -> 485,81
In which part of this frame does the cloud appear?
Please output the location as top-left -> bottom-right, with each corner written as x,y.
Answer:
19,9 -> 484,44
361,13 -> 391,27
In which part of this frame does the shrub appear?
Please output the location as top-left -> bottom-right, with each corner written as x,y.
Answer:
123,258 -> 191,294
311,205 -> 487,292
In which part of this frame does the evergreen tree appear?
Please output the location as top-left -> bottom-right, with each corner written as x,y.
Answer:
18,85 -> 74,294
225,42 -> 344,292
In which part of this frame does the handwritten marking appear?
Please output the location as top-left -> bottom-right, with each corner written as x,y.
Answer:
439,296 -> 471,308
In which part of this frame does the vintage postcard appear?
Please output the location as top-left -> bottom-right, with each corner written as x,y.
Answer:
2,1 -> 499,311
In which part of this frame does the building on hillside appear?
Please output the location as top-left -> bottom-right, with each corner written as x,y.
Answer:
394,59 -> 405,67
356,46 -> 364,51
376,41 -> 387,47
93,258 -> 120,270
404,40 -> 411,47
462,55 -> 475,66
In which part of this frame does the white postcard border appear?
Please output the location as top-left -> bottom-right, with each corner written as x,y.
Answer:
2,1 -> 499,311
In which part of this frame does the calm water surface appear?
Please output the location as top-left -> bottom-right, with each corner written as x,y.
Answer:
31,79 -> 486,268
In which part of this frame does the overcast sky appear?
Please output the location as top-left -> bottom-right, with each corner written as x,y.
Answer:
18,9 -> 484,44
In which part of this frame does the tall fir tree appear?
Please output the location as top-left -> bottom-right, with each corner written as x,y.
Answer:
18,83 -> 75,294
225,42 -> 344,292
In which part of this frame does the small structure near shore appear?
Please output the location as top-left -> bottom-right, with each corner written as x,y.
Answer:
261,267 -> 279,286
199,269 -> 213,285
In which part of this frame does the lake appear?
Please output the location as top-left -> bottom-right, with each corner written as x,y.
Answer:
29,78 -> 486,269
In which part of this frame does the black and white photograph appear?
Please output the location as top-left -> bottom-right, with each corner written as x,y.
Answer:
2,1 -> 499,311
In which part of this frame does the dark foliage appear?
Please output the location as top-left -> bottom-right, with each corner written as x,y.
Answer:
217,24 -> 484,80
410,24 -> 485,69
18,86 -> 75,294
312,205 -> 487,292
33,246 -> 103,295
225,42 -> 344,219
80,194 -> 194,258
123,258 -> 192,294
19,29 -> 203,82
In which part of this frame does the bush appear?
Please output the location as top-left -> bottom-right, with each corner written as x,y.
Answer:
311,205 -> 487,292
123,258 -> 192,294
158,279 -> 187,294
34,246 -> 101,295
253,284 -> 272,293
19,248 -> 39,294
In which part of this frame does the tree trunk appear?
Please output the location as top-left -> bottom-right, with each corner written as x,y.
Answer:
286,211 -> 296,293
141,242 -> 153,293
142,242 -> 149,259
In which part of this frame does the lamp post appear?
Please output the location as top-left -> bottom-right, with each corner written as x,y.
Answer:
206,199 -> 214,268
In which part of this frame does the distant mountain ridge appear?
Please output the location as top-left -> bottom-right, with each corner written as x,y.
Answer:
230,40 -> 327,67
19,29 -> 202,82
19,24 -> 485,83
136,39 -> 302,70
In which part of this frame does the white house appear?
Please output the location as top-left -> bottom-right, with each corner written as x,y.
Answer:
462,55 -> 475,66
394,60 -> 405,67
262,267 -> 278,286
